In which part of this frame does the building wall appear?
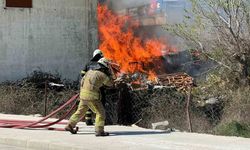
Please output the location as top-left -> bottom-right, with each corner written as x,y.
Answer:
0,0 -> 98,82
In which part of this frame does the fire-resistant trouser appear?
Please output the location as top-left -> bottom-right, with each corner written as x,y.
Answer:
68,99 -> 106,132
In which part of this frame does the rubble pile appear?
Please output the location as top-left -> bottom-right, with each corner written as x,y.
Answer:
114,71 -> 194,93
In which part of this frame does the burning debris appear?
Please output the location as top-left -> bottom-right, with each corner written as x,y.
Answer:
97,3 -> 194,93
114,71 -> 194,93
157,73 -> 194,93
98,4 -> 176,81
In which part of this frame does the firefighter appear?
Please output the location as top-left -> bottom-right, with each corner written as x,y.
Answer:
65,58 -> 114,136
81,49 -> 104,76
81,49 -> 104,126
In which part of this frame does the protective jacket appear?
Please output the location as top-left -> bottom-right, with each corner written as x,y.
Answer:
80,70 -> 113,100
81,59 -> 111,77
80,53 -> 102,75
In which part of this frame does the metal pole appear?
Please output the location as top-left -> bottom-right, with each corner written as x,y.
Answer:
186,87 -> 193,132
44,80 -> 48,116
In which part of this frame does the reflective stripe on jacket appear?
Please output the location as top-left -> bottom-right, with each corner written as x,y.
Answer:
80,70 -> 113,100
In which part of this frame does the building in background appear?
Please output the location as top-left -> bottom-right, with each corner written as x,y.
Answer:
0,0 -> 98,82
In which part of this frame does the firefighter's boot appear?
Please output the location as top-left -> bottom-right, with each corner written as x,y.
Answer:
95,131 -> 109,136
95,126 -> 109,136
65,124 -> 78,134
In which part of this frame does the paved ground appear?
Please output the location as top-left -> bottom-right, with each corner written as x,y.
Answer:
0,114 -> 250,150
0,144 -> 33,150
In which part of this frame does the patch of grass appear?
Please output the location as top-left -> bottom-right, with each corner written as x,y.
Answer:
216,121 -> 250,138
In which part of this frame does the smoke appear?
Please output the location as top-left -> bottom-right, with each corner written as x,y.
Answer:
109,0 -> 151,10
108,0 -> 189,24
106,0 -> 187,60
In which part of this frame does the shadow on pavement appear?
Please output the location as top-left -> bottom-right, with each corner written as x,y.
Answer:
109,130 -> 171,136
75,132 -> 94,135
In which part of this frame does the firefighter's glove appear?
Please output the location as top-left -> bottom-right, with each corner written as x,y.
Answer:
80,70 -> 86,77
114,76 -> 123,83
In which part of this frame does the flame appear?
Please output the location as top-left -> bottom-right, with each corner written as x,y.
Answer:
98,4 -> 176,80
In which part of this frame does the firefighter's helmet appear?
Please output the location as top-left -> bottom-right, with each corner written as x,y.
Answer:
98,58 -> 109,68
93,49 -> 103,58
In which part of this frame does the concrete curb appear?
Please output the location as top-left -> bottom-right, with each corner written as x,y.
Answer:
0,114 -> 250,150
0,137 -> 27,148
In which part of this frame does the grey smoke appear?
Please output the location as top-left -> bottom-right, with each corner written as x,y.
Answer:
109,0 -> 189,24
110,0 -> 151,10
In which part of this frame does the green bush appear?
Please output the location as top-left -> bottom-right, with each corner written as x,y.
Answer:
216,121 -> 250,138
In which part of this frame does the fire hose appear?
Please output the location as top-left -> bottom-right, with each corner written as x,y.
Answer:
0,94 -> 79,131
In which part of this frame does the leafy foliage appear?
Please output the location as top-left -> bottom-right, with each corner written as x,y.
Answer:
216,121 -> 250,138
164,0 -> 250,137
165,0 -> 250,85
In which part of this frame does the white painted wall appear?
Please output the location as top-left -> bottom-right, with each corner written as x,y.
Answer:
0,0 -> 98,82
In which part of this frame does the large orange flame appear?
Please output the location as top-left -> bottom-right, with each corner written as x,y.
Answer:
98,4 -> 175,80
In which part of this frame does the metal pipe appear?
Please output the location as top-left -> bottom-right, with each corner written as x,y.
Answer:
186,87 -> 193,132
44,80 -> 48,116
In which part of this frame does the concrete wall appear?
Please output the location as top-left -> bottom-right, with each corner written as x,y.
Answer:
0,0 -> 98,82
